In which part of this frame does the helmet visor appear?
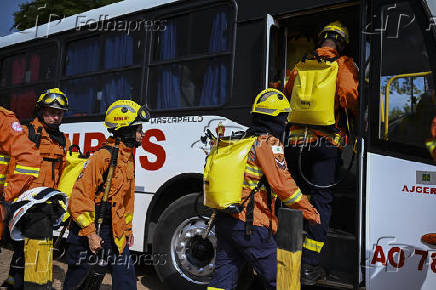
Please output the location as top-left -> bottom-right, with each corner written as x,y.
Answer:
42,93 -> 68,110
129,106 -> 150,126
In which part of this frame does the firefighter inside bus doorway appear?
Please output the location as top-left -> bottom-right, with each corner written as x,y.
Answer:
283,21 -> 359,285
3,88 -> 71,290
207,89 -> 320,290
63,100 -> 149,290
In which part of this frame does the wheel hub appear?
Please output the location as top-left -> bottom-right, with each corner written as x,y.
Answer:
171,217 -> 217,284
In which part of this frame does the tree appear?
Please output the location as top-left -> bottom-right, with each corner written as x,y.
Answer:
13,0 -> 122,31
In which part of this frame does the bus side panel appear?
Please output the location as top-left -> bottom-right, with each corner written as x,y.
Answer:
365,153 -> 436,289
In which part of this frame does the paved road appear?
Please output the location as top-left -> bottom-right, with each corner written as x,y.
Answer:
0,247 -> 169,290
0,246 -> 332,290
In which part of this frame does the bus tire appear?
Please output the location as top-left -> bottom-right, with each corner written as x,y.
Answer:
153,193 -> 215,290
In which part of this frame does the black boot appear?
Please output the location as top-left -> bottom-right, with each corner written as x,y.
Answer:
301,263 -> 326,286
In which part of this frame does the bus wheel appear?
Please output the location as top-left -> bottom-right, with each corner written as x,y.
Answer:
153,193 -> 215,289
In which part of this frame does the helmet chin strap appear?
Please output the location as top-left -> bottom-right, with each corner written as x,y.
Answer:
113,125 -> 141,148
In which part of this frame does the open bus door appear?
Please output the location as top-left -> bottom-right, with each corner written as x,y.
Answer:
266,4 -> 362,288
364,0 -> 436,289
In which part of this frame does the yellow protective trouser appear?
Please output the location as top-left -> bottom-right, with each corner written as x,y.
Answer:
24,238 -> 53,288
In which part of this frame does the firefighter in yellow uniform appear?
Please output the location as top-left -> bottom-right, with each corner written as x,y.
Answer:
3,88 -> 70,289
207,89 -> 320,290
64,100 -> 149,289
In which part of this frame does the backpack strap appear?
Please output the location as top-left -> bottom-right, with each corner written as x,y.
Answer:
243,174 -> 268,238
24,123 -> 43,149
95,145 -> 116,202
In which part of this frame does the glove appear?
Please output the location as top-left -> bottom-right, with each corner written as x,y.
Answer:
289,196 -> 321,225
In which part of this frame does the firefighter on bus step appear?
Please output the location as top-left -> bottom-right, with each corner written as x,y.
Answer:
283,21 -> 359,285
63,100 -> 149,290
207,89 -> 320,290
3,88 -> 71,290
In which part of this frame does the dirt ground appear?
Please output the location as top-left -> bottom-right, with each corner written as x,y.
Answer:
0,247 -> 168,290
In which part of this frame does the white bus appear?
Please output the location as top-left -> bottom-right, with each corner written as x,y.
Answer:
1,0 -> 436,289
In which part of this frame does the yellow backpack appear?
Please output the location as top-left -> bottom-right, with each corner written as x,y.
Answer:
203,134 -> 257,212
288,52 -> 338,126
58,145 -> 112,221
57,145 -> 88,221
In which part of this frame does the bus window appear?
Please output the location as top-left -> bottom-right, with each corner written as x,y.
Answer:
0,84 -> 54,120
65,37 -> 100,76
104,32 -> 144,70
377,2 -> 436,150
0,46 -> 57,87
65,32 -> 143,75
148,5 -> 234,110
152,7 -> 231,61
62,70 -> 141,117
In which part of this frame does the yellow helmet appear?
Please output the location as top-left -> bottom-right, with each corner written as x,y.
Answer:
251,88 -> 290,117
319,21 -> 349,44
104,100 -> 150,131
37,88 -> 69,111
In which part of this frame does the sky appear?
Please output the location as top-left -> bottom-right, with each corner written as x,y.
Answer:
0,0 -> 29,37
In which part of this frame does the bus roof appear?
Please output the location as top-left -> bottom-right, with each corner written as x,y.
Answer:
0,0 -> 178,49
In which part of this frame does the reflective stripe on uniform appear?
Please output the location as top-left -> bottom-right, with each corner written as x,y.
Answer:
303,237 -> 324,253
426,140 -> 436,155
114,234 -> 126,253
0,154 -> 10,165
125,213 -> 133,225
243,179 -> 265,189
14,164 -> 40,178
75,212 -> 95,228
282,189 -> 302,206
245,163 -> 263,177
207,288 -> 225,290
0,174 -> 5,185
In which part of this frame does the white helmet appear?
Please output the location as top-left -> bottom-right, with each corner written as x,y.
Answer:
9,187 -> 68,241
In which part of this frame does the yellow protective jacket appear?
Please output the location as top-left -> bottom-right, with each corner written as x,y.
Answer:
232,134 -> 319,233
0,107 -> 41,202
23,118 -> 70,189
68,137 -> 135,254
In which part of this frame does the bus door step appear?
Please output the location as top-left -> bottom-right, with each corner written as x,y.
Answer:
316,278 -> 353,289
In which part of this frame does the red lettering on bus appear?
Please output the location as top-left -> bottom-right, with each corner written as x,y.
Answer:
424,187 -> 430,194
71,133 -> 80,148
388,247 -> 405,268
65,133 -> 81,151
415,249 -> 428,270
432,188 -> 436,194
431,253 -> 436,273
402,185 -> 409,192
140,129 -> 166,171
84,132 -> 106,154
371,245 -> 386,265
416,186 -> 422,193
